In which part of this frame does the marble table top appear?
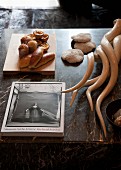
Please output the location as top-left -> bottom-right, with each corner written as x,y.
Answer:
0,28 -> 121,143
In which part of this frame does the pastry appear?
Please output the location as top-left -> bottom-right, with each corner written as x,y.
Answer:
21,35 -> 33,44
19,54 -> 31,68
18,31 -> 51,69
41,33 -> 49,42
33,30 -> 44,39
34,52 -> 55,68
29,47 -> 44,69
27,40 -> 38,53
18,44 -> 29,58
40,42 -> 50,52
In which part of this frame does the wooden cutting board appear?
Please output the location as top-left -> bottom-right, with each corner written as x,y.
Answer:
3,33 -> 56,75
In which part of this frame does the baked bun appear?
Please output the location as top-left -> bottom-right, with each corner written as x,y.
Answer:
33,30 -> 44,39
34,52 -> 55,68
21,35 -> 33,44
27,40 -> 38,53
41,33 -> 49,42
19,54 -> 31,68
18,31 -> 51,70
40,43 -> 50,53
18,44 -> 29,58
29,47 -> 44,69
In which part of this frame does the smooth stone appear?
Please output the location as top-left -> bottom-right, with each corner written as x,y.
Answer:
61,49 -> 84,63
74,41 -> 96,54
71,33 -> 92,43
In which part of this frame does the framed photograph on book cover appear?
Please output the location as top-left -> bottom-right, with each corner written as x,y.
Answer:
1,82 -> 66,137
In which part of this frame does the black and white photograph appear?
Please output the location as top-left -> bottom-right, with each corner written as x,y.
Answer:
1,82 -> 65,137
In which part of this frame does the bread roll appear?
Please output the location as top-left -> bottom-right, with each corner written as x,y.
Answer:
18,44 -> 29,58
34,52 -> 55,68
27,40 -> 38,53
33,30 -> 44,39
41,33 -> 49,42
40,43 -> 50,52
21,35 -> 33,44
29,47 -> 44,68
19,54 -> 31,68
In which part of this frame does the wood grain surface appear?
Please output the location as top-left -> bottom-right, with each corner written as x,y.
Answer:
3,33 -> 56,75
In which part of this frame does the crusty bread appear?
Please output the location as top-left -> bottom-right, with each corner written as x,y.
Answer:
18,44 -> 29,58
27,40 -> 38,53
19,54 -> 32,68
33,52 -> 55,68
28,46 -> 44,69
21,35 -> 33,44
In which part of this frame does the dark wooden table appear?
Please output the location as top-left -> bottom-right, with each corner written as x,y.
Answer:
0,28 -> 121,169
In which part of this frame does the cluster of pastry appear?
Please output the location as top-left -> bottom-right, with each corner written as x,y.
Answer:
18,30 -> 55,69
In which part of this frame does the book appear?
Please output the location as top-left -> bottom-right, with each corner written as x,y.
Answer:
1,82 -> 66,137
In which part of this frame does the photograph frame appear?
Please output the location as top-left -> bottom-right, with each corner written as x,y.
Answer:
1,81 -> 66,137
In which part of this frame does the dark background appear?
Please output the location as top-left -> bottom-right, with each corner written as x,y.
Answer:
1,2 -> 121,170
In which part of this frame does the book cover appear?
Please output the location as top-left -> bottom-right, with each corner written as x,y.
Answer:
1,82 -> 65,137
